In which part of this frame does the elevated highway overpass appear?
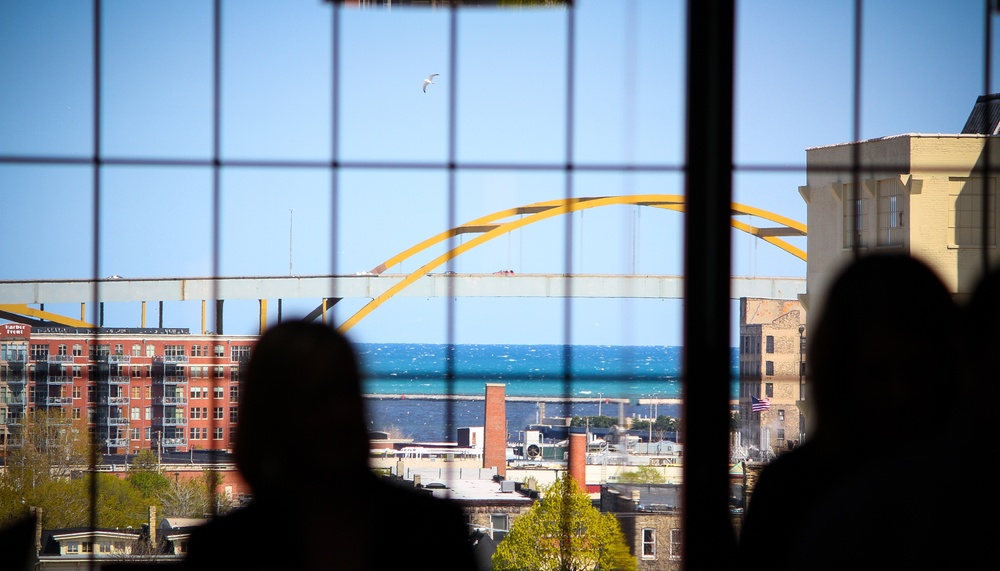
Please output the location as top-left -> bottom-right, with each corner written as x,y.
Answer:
0,273 -> 805,332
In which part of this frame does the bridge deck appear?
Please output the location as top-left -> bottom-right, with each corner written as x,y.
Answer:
0,274 -> 805,304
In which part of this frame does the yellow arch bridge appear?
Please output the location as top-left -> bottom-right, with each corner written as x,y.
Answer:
0,195 -> 805,333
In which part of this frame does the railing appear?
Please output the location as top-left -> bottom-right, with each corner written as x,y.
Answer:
45,396 -> 73,406
161,437 -> 187,447
163,376 -> 188,385
105,438 -> 129,448
2,395 -> 28,406
107,355 -> 131,365
164,355 -> 189,363
159,417 -> 188,426
101,396 -> 130,406
47,355 -> 76,363
107,376 -> 131,385
157,396 -> 188,405
101,417 -> 131,426
44,375 -> 73,385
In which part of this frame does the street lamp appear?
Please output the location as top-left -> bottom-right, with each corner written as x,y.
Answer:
798,325 -> 806,444
797,326 -> 805,398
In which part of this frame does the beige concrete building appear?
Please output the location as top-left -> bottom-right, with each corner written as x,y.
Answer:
798,133 -> 1000,320
737,298 -> 806,457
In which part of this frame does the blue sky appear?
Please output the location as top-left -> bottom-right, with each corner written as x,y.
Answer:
0,0 -> 994,346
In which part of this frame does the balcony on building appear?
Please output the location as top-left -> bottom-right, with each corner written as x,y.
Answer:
161,437 -> 187,447
44,375 -> 74,385
107,355 -> 130,365
156,395 -> 188,405
45,396 -> 73,406
159,417 -> 188,427
47,354 -> 76,364
100,416 -> 131,426
163,375 -> 188,385
3,393 -> 28,406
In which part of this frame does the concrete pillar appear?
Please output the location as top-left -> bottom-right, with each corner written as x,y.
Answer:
484,383 -> 507,477
148,505 -> 157,546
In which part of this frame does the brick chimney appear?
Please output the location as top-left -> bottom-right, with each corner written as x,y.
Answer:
569,432 -> 586,492
483,383 -> 506,477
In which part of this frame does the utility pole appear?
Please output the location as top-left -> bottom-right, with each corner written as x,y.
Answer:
289,209 -> 294,276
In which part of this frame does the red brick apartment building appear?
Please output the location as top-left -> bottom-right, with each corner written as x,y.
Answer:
0,323 -> 255,456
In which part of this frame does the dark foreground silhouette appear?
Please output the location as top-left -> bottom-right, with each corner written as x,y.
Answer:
181,321 -> 477,571
784,265 -> 1000,570
739,254 -> 962,571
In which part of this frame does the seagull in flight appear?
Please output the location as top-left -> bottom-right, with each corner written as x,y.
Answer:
422,73 -> 439,93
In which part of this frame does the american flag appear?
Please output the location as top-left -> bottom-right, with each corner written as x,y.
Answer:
751,395 -> 771,412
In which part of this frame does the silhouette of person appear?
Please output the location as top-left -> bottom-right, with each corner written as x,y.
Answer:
738,253 -> 960,571
777,264 -> 1000,570
783,264 -> 1000,571
183,321 -> 477,571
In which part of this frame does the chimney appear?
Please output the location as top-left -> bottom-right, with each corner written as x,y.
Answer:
484,383 -> 506,477
31,506 -> 42,555
569,432 -> 586,492
148,505 -> 156,546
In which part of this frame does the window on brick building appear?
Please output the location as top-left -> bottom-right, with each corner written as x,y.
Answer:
765,335 -> 774,354
765,383 -> 773,398
231,345 -> 251,362
765,361 -> 774,376
213,427 -> 223,440
491,514 -> 508,541
669,528 -> 682,561
642,528 -> 656,559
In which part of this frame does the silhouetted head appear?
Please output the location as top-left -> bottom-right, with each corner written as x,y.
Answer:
234,321 -> 369,497
807,254 -> 958,452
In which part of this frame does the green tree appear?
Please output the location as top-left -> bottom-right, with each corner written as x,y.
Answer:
615,466 -> 666,484
0,409 -> 97,528
493,474 -> 636,571
126,449 -> 170,501
569,415 -> 617,428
